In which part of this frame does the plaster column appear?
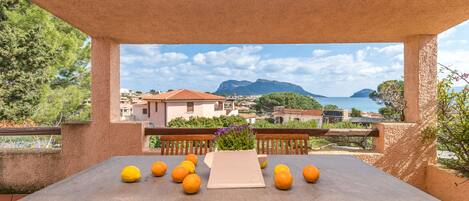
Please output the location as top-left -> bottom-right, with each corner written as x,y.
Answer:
91,38 -> 121,123
84,38 -> 120,164
370,35 -> 438,190
403,35 -> 438,123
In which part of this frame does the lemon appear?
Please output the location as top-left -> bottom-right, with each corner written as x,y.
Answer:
180,160 -> 196,174
121,165 -> 141,183
274,164 -> 290,175
260,160 -> 268,169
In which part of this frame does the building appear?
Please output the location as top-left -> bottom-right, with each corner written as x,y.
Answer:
131,101 -> 148,122
120,103 -> 133,120
361,112 -> 384,119
272,106 -> 323,127
323,109 -> 350,124
239,113 -> 257,124
133,89 -> 231,127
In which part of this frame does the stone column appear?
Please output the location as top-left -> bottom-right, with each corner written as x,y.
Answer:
403,35 -> 438,123
91,38 -> 121,123
372,35 -> 438,190
79,38 -> 120,164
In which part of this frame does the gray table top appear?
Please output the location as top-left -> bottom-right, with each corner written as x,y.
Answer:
23,155 -> 437,201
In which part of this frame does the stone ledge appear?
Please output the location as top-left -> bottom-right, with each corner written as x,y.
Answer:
0,148 -> 61,155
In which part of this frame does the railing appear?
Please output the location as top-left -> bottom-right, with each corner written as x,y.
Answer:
0,127 -> 61,136
0,127 -> 379,151
144,128 -> 379,137
0,127 -> 378,137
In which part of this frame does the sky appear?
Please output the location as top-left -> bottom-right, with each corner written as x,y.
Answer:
120,20 -> 469,97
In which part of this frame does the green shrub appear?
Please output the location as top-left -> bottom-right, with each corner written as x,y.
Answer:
168,115 -> 246,128
322,121 -> 364,129
149,136 -> 161,148
253,119 -> 318,128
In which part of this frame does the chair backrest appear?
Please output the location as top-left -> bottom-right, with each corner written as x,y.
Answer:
256,134 -> 309,155
160,135 -> 215,155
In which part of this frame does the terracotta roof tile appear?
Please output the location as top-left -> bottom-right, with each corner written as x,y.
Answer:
142,89 -> 225,101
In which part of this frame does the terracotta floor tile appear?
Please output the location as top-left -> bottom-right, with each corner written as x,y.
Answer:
0,194 -> 12,201
11,194 -> 27,201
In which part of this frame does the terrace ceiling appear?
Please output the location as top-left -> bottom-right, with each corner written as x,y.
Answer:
33,0 -> 469,44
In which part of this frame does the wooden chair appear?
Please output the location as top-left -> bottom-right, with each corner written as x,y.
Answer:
256,134 -> 309,155
160,135 -> 215,155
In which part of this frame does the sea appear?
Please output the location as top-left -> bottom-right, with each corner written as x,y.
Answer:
315,97 -> 382,112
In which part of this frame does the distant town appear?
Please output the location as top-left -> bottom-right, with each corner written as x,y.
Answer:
120,88 -> 384,128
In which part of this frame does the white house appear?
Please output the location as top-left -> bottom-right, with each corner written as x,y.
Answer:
132,89 -> 230,127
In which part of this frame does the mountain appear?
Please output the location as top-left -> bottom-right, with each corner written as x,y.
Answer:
216,80 -> 252,93
214,79 -> 325,97
350,89 -> 374,98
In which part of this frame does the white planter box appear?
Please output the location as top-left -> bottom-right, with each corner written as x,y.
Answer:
206,150 -> 266,189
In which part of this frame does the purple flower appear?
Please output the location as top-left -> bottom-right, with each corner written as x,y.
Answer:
214,124 -> 252,136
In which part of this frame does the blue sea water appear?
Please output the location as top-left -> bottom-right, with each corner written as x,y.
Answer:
316,97 -> 382,112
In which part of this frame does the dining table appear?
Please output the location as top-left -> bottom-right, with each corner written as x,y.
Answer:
22,155 -> 438,201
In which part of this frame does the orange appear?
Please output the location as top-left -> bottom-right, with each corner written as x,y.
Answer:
151,161 -> 167,177
274,171 -> 293,190
182,174 -> 202,194
274,164 -> 290,175
186,154 -> 198,166
303,165 -> 320,183
171,166 -> 190,183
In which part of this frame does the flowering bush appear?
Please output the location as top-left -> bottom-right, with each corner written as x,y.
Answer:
214,125 -> 256,151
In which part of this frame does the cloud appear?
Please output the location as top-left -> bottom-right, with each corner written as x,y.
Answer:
120,24 -> 469,96
312,49 -> 331,57
121,45 -> 188,66
120,43 -> 409,96
376,44 -> 403,55
193,46 -> 262,69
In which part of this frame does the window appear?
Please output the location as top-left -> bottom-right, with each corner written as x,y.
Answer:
214,101 -> 223,111
155,102 -> 158,112
187,102 -> 194,112
142,108 -> 148,114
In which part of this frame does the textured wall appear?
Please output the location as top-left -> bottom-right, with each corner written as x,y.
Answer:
0,149 -> 63,193
426,165 -> 469,201
373,123 -> 436,190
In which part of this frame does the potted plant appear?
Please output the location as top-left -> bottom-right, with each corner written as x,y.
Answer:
205,125 -> 266,188
204,125 -> 267,169
214,125 -> 256,151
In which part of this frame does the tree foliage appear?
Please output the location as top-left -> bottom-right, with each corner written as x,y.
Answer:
255,92 -> 322,113
434,66 -> 468,175
0,0 -> 90,124
323,104 -> 339,110
350,108 -> 362,117
0,2 -> 56,121
369,80 -> 404,121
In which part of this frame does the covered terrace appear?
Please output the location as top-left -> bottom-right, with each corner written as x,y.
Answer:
1,0 -> 469,200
